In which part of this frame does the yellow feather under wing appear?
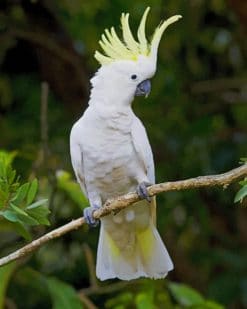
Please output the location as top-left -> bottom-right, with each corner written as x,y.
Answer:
136,223 -> 173,278
97,206 -> 173,280
136,225 -> 155,260
105,230 -> 121,258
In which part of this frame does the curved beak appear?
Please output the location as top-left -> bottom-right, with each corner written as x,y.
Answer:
135,79 -> 151,97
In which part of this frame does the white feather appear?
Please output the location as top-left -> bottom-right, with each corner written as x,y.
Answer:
70,59 -> 173,281
96,202 -> 173,281
131,116 -> 155,184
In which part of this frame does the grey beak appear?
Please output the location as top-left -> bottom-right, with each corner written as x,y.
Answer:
135,79 -> 151,97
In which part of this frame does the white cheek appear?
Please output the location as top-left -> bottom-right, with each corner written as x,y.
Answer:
128,83 -> 138,96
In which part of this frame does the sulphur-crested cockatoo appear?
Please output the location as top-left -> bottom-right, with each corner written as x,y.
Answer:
70,7 -> 181,280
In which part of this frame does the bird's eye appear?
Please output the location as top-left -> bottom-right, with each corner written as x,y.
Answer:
131,74 -> 137,80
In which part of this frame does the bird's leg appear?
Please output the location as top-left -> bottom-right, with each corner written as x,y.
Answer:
136,181 -> 152,202
83,194 -> 102,227
83,204 -> 100,227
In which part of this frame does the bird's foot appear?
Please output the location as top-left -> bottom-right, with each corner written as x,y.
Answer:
136,181 -> 152,202
83,205 -> 100,227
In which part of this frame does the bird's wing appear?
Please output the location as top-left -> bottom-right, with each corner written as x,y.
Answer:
70,125 -> 87,197
131,116 -> 156,225
131,116 -> 155,184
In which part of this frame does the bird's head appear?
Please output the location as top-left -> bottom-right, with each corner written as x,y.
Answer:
90,7 -> 182,105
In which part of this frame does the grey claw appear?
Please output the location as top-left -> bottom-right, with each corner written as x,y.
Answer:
83,206 -> 100,227
136,182 -> 151,202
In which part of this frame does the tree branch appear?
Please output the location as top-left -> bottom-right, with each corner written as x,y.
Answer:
0,164 -> 246,267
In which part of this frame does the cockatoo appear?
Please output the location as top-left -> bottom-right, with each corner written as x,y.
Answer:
70,7 -> 181,281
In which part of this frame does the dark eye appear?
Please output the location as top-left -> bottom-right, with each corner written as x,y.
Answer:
131,74 -> 137,80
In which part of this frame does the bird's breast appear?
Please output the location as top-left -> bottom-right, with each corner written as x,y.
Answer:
88,136 -> 138,200
81,107 -> 141,201
84,135 -> 137,198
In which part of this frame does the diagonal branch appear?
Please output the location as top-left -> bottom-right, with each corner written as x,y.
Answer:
0,164 -> 246,267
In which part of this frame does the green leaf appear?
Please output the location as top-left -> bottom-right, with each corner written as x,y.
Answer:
2,200 -> 49,230
234,185 -> 247,203
10,203 -> 27,215
0,262 -> 16,309
10,204 -> 39,225
105,292 -> 133,308
2,210 -> 19,222
168,282 -> 204,306
135,292 -> 154,309
56,170 -> 87,210
1,210 -> 32,239
13,222 -> 32,240
11,182 -> 30,205
0,211 -> 31,239
47,277 -> 83,309
0,188 -> 8,206
26,199 -> 48,210
0,150 -> 17,166
27,178 -> 38,204
239,179 -> 247,186
203,300 -> 224,309
8,169 -> 16,185
14,267 -> 49,301
26,205 -> 50,226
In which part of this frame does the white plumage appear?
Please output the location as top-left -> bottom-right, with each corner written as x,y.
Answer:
70,65 -> 173,280
70,7 -> 181,280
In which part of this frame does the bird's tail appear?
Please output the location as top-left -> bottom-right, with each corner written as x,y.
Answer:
96,221 -> 173,281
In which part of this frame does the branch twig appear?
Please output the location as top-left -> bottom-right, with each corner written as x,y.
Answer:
0,164 -> 246,267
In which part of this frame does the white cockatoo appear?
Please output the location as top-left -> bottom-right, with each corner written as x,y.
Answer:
70,7 -> 181,281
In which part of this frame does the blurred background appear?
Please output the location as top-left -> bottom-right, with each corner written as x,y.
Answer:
0,0 -> 246,308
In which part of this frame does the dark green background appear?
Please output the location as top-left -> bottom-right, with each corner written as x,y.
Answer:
0,0 -> 246,308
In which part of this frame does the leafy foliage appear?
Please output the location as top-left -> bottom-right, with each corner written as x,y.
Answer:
56,170 -> 88,210
0,262 -> 16,309
47,278 -> 83,309
168,282 -> 224,308
0,151 -> 50,240
234,159 -> 247,204
104,280 -> 224,309
234,179 -> 247,204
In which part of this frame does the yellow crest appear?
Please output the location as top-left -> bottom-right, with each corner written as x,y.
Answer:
95,7 -> 182,65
